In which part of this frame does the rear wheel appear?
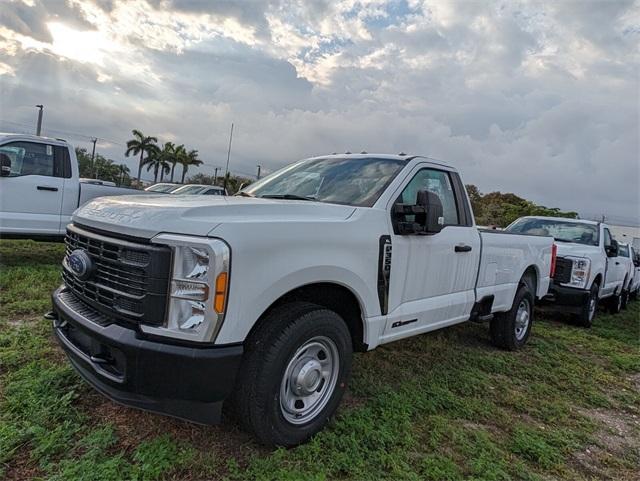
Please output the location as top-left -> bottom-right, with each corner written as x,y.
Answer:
231,302 -> 353,447
490,284 -> 534,351
576,282 -> 599,328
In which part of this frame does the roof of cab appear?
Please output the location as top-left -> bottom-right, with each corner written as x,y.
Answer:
518,215 -> 599,226
304,153 -> 455,170
0,133 -> 69,145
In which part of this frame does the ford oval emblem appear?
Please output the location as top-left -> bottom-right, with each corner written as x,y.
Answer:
66,249 -> 95,281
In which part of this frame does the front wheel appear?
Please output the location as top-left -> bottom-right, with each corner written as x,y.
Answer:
231,302 -> 353,447
576,283 -> 599,328
609,291 -> 623,314
621,289 -> 629,310
490,284 -> 534,351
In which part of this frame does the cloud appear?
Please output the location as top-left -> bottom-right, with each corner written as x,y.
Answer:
0,0 -> 638,222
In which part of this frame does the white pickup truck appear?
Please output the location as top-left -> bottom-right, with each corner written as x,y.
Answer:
505,216 -> 627,326
51,153 -> 554,446
0,133 -> 147,240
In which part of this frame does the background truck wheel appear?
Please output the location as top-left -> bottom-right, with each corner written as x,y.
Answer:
490,284 -> 534,351
620,288 -> 629,310
231,302 -> 352,447
608,291 -> 623,314
576,282 -> 599,328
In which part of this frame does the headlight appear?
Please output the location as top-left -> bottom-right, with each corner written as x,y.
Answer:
564,256 -> 591,289
143,234 -> 230,343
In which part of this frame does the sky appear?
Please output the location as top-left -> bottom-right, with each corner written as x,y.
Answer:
1,0 -> 638,224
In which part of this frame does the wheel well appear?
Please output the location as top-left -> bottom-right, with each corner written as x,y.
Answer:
521,265 -> 538,296
253,283 -> 366,352
593,274 -> 602,288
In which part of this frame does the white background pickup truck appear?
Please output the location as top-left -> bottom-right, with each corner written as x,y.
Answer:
51,153 -> 554,446
0,133 -> 147,239
505,216 -> 628,325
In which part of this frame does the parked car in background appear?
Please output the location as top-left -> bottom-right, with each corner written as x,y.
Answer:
171,184 -> 227,195
629,245 -> 640,299
52,153 -> 554,447
505,216 -> 627,326
144,182 -> 182,193
0,133 -> 148,240
616,243 -> 634,309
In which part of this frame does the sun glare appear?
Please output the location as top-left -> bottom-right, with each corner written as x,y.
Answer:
47,22 -> 111,64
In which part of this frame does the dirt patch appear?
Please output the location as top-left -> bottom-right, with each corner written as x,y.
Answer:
3,446 -> 42,481
81,392 -> 268,470
572,407 -> 640,480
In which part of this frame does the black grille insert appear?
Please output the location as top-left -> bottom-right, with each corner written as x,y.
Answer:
63,224 -> 171,325
554,257 -> 572,284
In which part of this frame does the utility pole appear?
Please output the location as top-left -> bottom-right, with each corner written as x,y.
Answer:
214,167 -> 220,184
223,122 -> 234,193
256,164 -> 261,180
35,105 -> 44,136
90,138 -> 98,178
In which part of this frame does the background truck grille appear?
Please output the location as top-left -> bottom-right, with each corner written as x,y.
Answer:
554,257 -> 572,284
63,224 -> 171,325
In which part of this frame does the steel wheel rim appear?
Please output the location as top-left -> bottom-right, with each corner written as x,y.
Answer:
279,336 -> 340,425
515,298 -> 530,341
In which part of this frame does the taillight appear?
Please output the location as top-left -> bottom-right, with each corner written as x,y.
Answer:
550,243 -> 557,278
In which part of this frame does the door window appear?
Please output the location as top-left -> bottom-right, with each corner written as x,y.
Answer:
0,142 -> 57,177
397,168 -> 460,225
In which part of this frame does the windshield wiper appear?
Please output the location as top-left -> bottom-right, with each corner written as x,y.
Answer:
260,194 -> 316,201
235,191 -> 254,197
553,238 -> 574,243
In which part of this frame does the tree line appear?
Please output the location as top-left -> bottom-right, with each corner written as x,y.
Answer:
465,184 -> 578,227
125,129 -> 202,184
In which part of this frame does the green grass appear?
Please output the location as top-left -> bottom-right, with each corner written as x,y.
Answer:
1,239 -> 639,480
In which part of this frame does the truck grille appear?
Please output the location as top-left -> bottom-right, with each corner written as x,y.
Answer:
554,257 -> 572,284
63,224 -> 171,326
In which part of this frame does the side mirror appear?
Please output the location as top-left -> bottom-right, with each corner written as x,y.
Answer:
393,190 -> 444,235
416,190 -> 444,234
0,154 -> 11,177
605,239 -> 619,258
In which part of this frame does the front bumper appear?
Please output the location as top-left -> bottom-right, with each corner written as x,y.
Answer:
539,281 -> 591,314
51,285 -> 243,424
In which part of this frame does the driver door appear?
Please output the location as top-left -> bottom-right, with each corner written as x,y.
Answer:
383,166 -> 480,341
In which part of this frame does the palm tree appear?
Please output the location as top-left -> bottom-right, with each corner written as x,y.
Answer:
125,129 -> 158,183
157,142 -> 175,182
144,150 -> 171,183
170,144 -> 186,182
180,149 -> 203,183
118,164 -> 130,185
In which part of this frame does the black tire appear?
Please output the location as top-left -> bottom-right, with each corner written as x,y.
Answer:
608,291 -> 623,314
231,302 -> 352,447
575,282 -> 599,328
621,288 -> 629,310
490,283 -> 534,351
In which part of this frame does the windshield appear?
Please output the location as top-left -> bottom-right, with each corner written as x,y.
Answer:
172,185 -> 207,195
242,157 -> 408,207
146,184 -> 178,193
506,218 -> 599,246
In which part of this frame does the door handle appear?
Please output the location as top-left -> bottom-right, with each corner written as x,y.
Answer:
37,185 -> 58,192
455,244 -> 472,253
615,261 -> 620,265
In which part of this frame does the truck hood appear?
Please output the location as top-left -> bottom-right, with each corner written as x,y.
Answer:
555,242 -> 601,259
73,195 -> 357,239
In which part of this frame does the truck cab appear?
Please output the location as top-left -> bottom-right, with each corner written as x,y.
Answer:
0,133 -> 147,240
505,216 -> 627,325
